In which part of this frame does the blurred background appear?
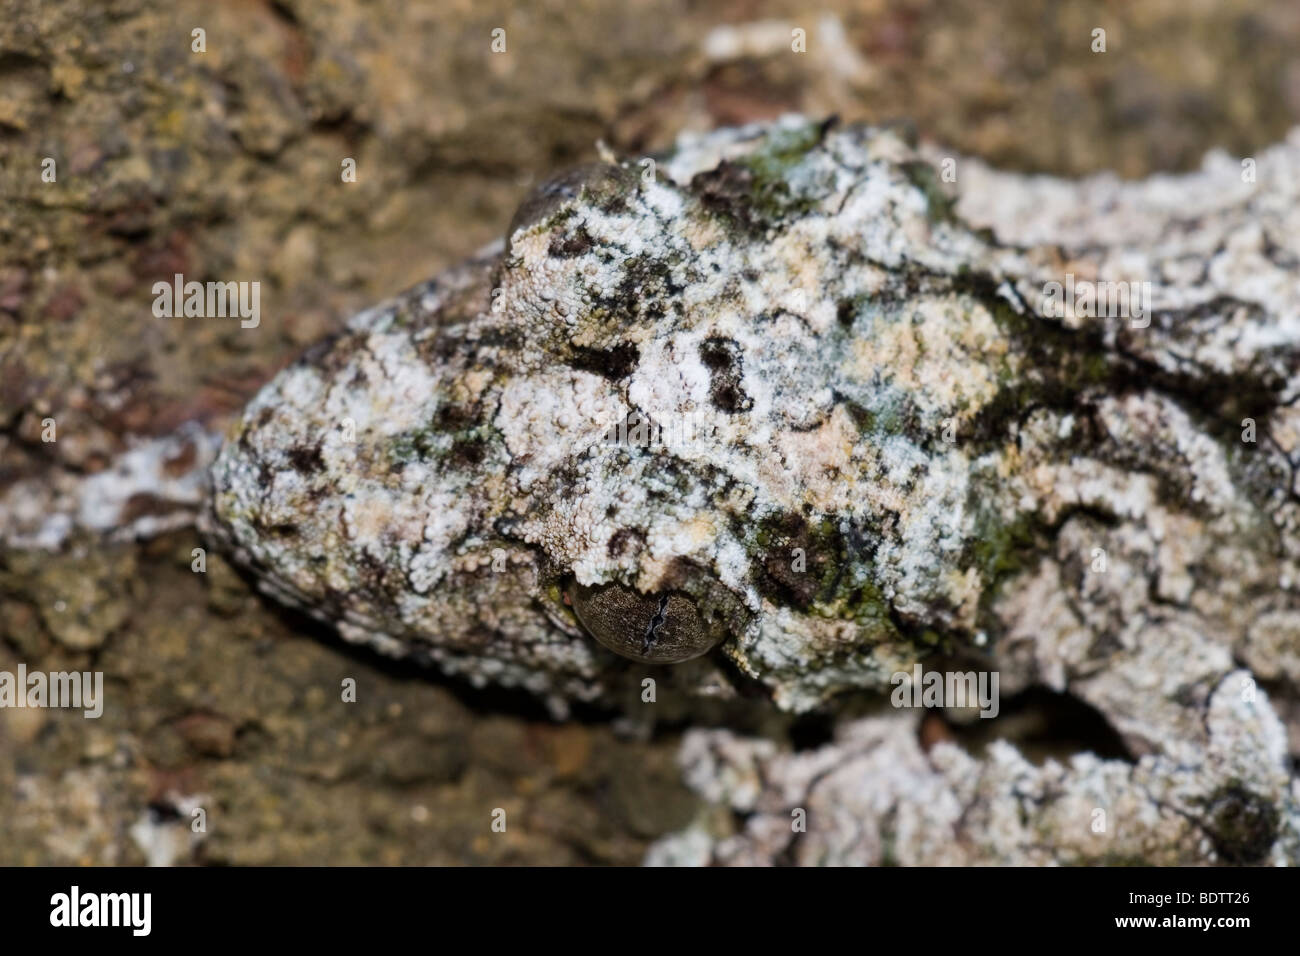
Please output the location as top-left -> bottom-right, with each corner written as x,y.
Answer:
2,0 -> 1300,864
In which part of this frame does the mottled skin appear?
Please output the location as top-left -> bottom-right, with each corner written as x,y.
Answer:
206,118 -> 1300,862
206,119 -> 1012,704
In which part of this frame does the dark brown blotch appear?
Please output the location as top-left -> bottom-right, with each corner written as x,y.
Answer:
698,336 -> 753,413
568,341 -> 640,381
286,443 -> 325,474
1206,785 -> 1279,864
755,511 -> 844,609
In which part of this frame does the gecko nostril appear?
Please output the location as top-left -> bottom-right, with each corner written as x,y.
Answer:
569,580 -> 722,664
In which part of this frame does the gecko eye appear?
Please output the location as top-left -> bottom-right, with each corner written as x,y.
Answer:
569,581 -> 722,664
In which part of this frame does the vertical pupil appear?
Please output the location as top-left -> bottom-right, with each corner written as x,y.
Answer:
642,594 -> 671,655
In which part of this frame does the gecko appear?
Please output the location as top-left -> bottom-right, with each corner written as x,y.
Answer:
9,116 -> 1299,863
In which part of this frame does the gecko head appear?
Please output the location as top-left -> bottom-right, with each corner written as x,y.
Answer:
205,119 -> 967,692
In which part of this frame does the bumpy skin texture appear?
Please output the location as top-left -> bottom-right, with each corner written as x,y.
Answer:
206,118 -> 1300,863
